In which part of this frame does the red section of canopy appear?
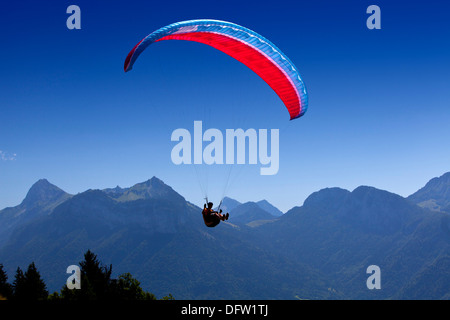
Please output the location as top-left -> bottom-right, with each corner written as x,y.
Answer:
157,32 -> 301,119
124,38 -> 145,72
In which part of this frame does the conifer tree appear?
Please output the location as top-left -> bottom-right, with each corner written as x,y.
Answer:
23,262 -> 48,300
0,264 -> 13,300
12,267 -> 26,300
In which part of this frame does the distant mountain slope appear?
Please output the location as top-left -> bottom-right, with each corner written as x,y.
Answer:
21,179 -> 70,207
0,178 -> 332,299
0,179 -> 71,243
1,173 -> 450,299
230,202 -> 277,225
256,200 -> 283,216
251,185 -> 450,299
117,177 -> 185,203
102,185 -> 129,199
216,197 -> 283,217
392,255 -> 450,299
214,197 -> 241,212
408,172 -> 450,212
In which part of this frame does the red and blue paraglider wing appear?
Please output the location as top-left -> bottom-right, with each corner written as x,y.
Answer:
124,19 -> 308,120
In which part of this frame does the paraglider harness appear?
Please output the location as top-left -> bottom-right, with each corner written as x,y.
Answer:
202,197 -> 223,228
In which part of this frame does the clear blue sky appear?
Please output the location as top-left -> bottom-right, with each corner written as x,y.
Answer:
1,0 -> 449,212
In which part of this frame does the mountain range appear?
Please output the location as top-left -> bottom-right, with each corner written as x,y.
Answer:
0,173 -> 450,299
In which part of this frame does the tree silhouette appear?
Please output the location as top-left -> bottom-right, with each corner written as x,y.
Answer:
111,273 -> 156,300
12,267 -> 25,300
24,262 -> 48,300
58,249 -> 112,300
0,264 -> 13,300
80,249 -> 112,300
12,263 -> 48,300
2,250 -> 166,300
57,249 -> 159,300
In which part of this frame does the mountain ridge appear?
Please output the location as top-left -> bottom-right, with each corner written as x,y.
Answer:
0,179 -> 72,244
408,172 -> 450,212
1,172 -> 450,299
21,179 -> 70,207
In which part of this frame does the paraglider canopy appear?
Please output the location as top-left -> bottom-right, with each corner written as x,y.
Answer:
124,19 -> 308,120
